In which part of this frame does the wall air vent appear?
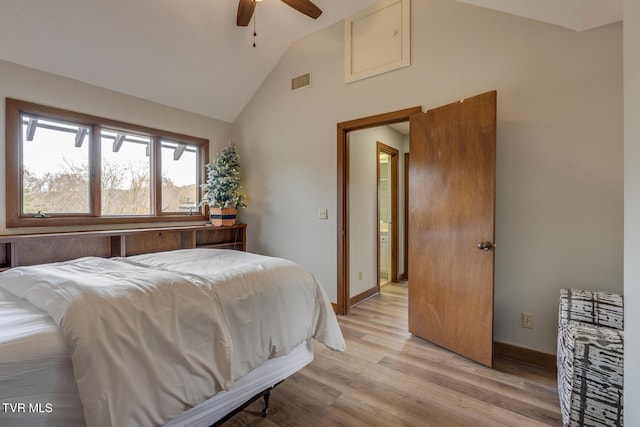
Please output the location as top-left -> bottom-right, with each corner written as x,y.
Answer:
291,72 -> 311,91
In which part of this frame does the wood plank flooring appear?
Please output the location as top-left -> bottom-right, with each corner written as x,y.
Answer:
226,284 -> 562,426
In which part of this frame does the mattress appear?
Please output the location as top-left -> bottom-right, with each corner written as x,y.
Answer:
0,287 -> 313,427
0,288 -> 83,426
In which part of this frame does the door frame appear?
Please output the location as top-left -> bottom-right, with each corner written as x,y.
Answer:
377,142 -> 399,286
336,106 -> 421,315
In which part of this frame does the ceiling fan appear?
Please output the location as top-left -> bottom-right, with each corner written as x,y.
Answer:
236,0 -> 323,26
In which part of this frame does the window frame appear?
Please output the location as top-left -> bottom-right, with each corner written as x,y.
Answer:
6,98 -> 209,228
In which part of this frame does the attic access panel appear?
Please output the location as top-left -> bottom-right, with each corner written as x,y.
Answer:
345,0 -> 410,83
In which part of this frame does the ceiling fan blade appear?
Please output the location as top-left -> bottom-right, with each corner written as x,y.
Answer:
237,0 -> 256,26
280,0 -> 323,19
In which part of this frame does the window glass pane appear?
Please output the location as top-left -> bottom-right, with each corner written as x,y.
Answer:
21,114 -> 90,214
101,130 -> 151,215
161,140 -> 199,213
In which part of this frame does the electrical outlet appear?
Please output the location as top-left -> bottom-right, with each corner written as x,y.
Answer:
522,312 -> 534,329
318,208 -> 328,220
358,272 -> 363,280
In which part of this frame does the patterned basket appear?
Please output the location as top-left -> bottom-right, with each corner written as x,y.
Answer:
557,289 -> 624,427
209,207 -> 237,226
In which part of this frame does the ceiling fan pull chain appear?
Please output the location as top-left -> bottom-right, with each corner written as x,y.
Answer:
253,3 -> 257,47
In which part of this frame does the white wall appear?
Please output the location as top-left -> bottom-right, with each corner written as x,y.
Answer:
233,0 -> 623,354
348,131 -> 377,297
0,59 -> 233,234
348,126 -> 406,298
624,0 -> 640,423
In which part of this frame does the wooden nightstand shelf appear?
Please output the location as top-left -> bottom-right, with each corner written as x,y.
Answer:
195,224 -> 246,251
0,223 -> 247,271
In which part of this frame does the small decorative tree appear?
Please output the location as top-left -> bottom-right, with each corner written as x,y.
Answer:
200,141 -> 246,225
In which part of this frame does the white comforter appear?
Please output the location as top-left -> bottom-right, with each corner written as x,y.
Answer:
0,249 -> 345,427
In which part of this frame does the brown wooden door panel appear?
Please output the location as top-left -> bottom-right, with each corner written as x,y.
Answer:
408,91 -> 496,367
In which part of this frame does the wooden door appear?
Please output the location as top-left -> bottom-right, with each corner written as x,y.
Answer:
408,91 -> 496,367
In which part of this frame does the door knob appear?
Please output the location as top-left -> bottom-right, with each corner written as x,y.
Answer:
477,241 -> 493,251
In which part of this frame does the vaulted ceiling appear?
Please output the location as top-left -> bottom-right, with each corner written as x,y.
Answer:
457,0 -> 622,32
0,0 -> 622,123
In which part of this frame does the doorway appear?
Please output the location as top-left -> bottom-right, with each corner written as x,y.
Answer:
377,142 -> 399,287
336,106 -> 421,315
336,92 -> 496,367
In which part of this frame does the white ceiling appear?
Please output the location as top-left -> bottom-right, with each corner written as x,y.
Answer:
0,0 -> 622,123
457,0 -> 622,31
0,0 -> 380,122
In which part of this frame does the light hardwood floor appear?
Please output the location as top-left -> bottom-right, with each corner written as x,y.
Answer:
227,284 -> 562,426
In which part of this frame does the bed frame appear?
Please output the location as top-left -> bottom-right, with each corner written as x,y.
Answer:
0,223 -> 293,426
211,381 -> 283,426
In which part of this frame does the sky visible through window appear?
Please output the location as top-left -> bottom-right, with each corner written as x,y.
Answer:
21,115 -> 199,215
22,119 -> 196,186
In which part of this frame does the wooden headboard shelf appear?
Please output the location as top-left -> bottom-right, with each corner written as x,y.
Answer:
0,224 -> 246,271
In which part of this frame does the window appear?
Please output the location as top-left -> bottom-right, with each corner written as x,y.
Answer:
160,140 -> 199,214
21,115 -> 91,215
6,98 -> 209,228
100,130 -> 152,216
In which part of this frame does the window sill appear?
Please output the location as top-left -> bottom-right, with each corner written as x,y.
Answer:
6,214 -> 209,229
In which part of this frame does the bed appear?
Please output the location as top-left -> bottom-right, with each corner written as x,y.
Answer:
0,247 -> 345,427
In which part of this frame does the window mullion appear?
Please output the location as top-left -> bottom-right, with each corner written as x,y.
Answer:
152,136 -> 162,216
91,125 -> 102,217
